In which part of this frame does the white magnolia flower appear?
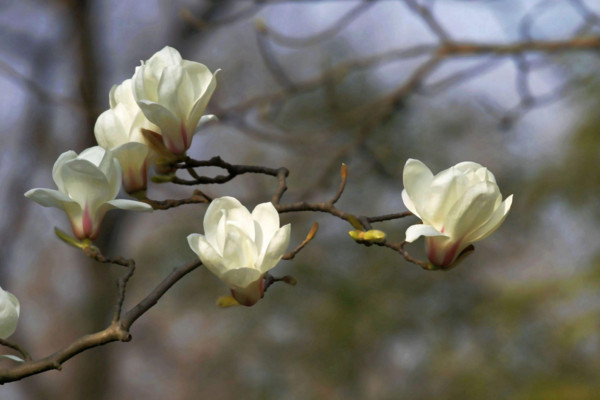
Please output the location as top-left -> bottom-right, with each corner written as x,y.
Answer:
402,159 -> 513,269
0,286 -> 19,340
25,147 -> 152,240
95,78 -> 160,193
187,197 -> 291,306
133,46 -> 219,155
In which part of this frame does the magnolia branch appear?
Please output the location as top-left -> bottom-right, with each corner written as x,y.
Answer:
0,254 -> 201,384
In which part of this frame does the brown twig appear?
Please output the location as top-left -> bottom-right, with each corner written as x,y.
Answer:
282,222 -> 319,260
0,339 -> 32,362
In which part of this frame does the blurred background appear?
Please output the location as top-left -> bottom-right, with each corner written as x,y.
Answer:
1,0 -> 600,398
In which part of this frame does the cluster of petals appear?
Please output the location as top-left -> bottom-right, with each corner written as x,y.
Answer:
188,197 -> 291,306
25,147 -> 152,240
133,46 -> 219,155
94,79 -> 160,193
0,286 -> 19,340
402,159 -> 513,269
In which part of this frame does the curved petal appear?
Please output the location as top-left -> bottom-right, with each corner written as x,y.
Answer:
136,101 -> 183,153
251,202 -> 280,254
111,142 -> 152,193
148,46 -> 182,69
222,225 -> 258,271
405,223 -> 446,243
24,188 -> 75,210
60,159 -> 112,209
401,189 -> 420,218
52,150 -> 77,193
187,233 -> 227,277
105,199 -> 153,212
203,197 -> 245,250
465,194 -> 513,243
157,65 -> 185,120
258,223 -> 291,273
224,206 -> 255,241
0,289 -> 19,339
185,69 -> 219,136
402,159 -> 433,219
444,182 -> 500,239
421,166 -> 468,227
95,108 -> 128,149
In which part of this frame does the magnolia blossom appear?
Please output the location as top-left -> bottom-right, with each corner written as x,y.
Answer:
25,147 -> 152,240
133,46 -> 218,155
187,197 -> 291,306
95,78 -> 160,193
0,286 -> 19,339
402,159 -> 513,269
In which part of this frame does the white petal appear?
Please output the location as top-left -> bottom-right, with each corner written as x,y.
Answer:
402,159 -> 433,220
111,142 -> 152,193
78,146 -> 106,168
60,159 -> 112,209
0,289 -> 19,339
222,225 -> 258,271
401,189 -> 420,218
421,167 -> 468,227
405,224 -> 446,243
150,46 -> 183,67
221,268 -> 263,290
24,188 -> 75,209
105,199 -> 153,212
157,65 -> 185,119
95,108 -> 128,149
203,197 -> 244,251
187,233 -> 227,277
465,194 -> 513,243
185,69 -> 219,136
252,202 -> 280,253
444,182 -> 500,239
136,101 -> 183,153
52,150 -> 77,193
258,223 -> 291,273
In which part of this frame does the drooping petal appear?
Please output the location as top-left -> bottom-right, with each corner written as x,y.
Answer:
465,194 -> 513,243
405,224 -> 446,243
24,188 -> 76,210
258,223 -> 291,273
